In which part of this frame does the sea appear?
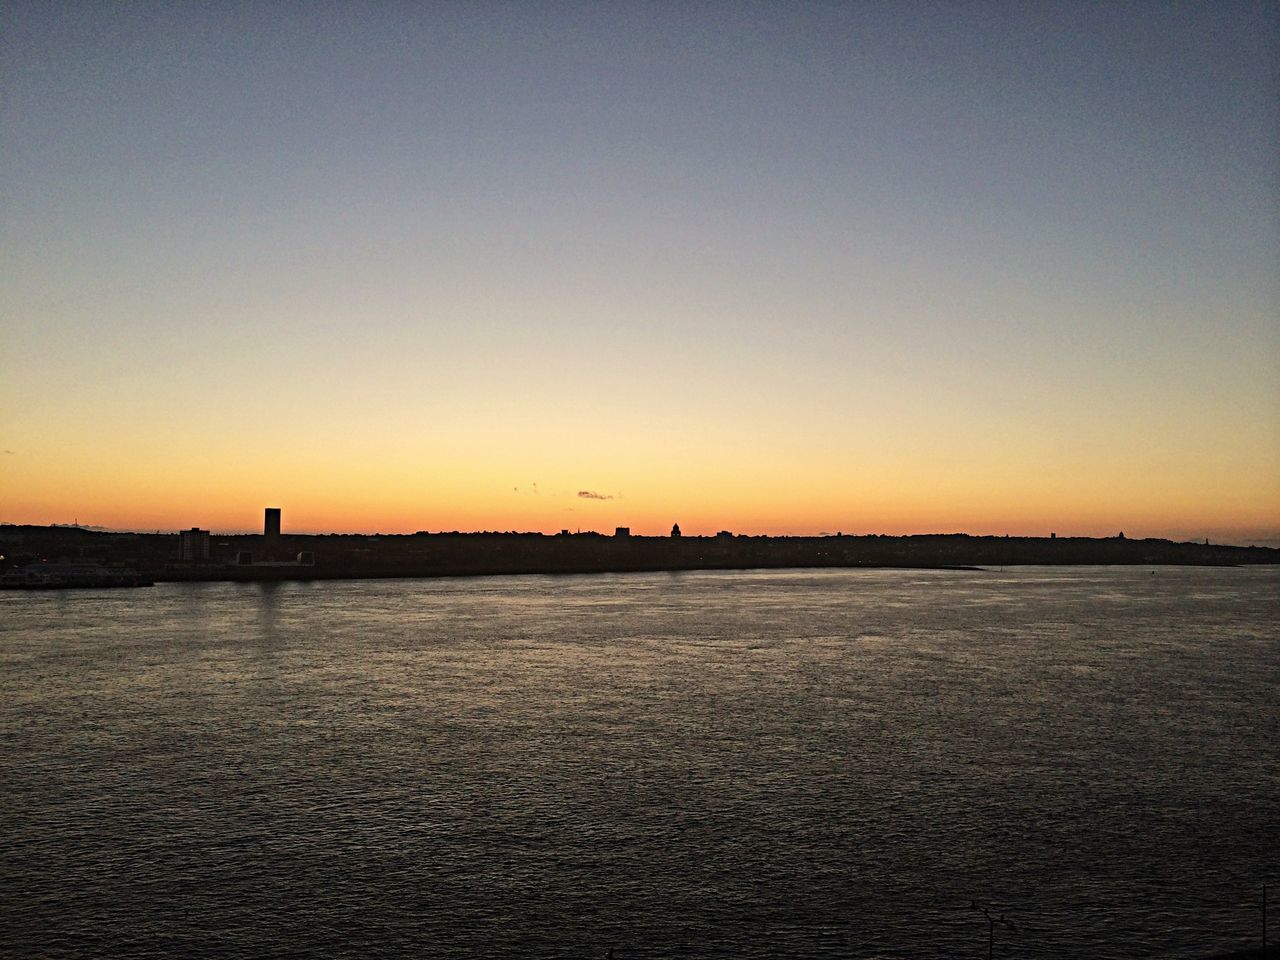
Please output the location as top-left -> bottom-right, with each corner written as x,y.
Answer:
2,566 -> 1277,959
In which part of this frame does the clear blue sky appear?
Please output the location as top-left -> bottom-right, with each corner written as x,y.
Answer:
3,2 -> 1277,541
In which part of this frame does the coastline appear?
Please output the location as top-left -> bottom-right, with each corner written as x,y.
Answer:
2,524 -> 1276,588
152,560 -> 990,584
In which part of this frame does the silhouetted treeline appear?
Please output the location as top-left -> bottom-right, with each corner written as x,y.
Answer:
1,525 -> 1276,582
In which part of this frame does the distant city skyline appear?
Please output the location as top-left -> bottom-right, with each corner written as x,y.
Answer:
2,3 -> 1276,543
3,513 -> 1278,550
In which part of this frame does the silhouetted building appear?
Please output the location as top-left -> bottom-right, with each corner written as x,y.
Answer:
264,507 -> 281,558
716,530 -> 733,539
178,527 -> 211,561
614,527 -> 631,538
671,523 -> 681,537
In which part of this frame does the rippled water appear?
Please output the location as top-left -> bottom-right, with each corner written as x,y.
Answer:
2,566 -> 1277,959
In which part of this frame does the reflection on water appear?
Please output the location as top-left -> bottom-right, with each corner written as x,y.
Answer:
2,566 -> 1277,959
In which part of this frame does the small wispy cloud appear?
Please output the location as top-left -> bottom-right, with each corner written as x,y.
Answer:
577,490 -> 615,500
3,450 -> 14,455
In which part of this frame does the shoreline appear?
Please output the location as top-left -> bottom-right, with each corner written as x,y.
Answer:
149,560 -> 1275,586
3,525 -> 1276,588
154,561 -> 990,584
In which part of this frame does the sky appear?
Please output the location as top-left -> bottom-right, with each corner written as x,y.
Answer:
2,1 -> 1277,541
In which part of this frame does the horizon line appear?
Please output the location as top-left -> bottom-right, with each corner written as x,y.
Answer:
5,520 -> 1279,551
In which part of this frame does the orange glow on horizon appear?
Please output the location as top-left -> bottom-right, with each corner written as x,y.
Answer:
3,355 -> 1276,544
4,481 -> 1276,545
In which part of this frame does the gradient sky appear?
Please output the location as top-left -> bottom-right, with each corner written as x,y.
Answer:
3,2 -> 1277,540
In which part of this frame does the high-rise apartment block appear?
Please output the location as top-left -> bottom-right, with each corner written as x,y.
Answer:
178,527 -> 211,561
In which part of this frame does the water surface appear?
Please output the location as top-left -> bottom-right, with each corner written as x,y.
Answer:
3,566 -> 1277,958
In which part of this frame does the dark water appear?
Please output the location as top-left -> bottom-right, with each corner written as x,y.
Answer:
2,566 -> 1276,959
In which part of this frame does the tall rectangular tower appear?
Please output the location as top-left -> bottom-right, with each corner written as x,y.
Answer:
264,508 -> 281,544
